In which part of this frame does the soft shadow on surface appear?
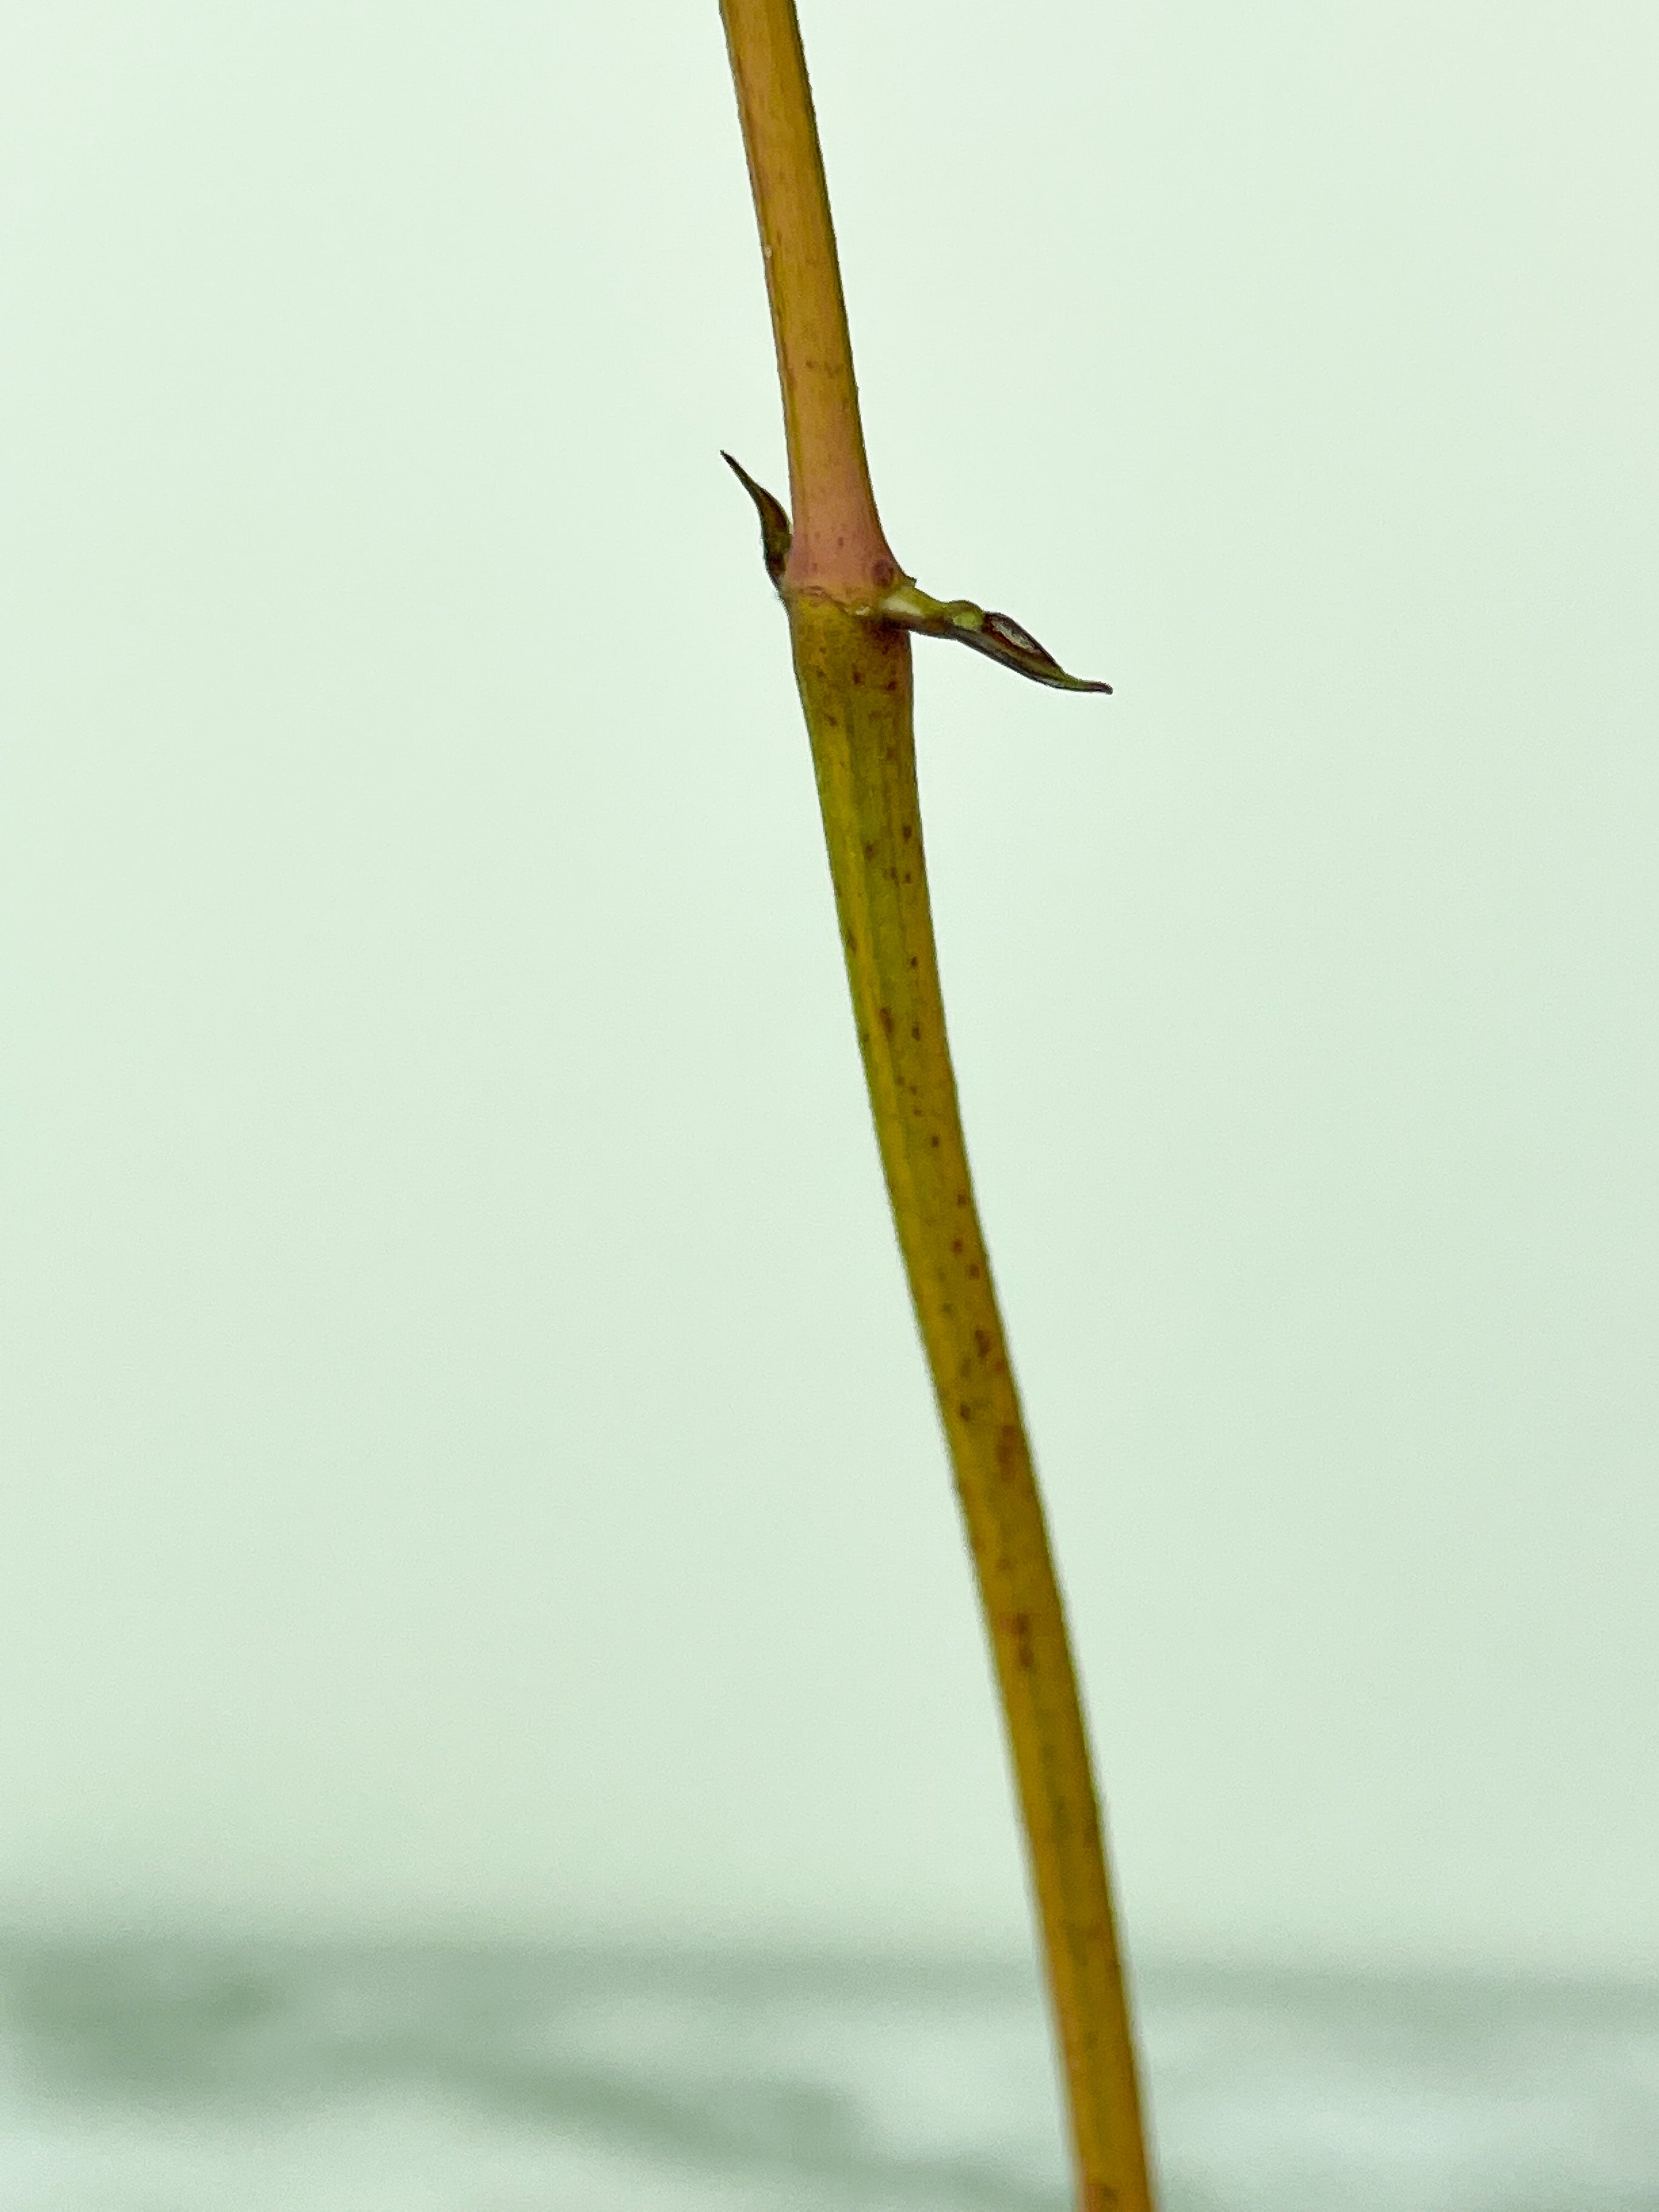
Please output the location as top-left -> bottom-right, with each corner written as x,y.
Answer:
2,1938 -> 1657,2211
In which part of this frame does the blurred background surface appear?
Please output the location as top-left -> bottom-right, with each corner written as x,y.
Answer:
2,0 -> 1655,2202
4,1940 -> 1659,2212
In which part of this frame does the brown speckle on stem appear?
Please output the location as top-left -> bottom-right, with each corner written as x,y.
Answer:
720,8 -> 1154,2208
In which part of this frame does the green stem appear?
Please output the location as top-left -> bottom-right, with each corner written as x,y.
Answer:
718,8 -> 1157,2208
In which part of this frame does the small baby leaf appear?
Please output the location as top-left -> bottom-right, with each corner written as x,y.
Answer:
877,579 -> 1111,693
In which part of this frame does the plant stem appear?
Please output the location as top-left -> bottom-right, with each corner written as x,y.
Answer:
718,7 -> 1157,2209
717,0 -> 897,601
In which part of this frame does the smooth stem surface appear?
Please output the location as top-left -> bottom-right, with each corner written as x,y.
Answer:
717,0 -> 898,599
789,603 -> 1154,2212
719,5 -> 1156,2208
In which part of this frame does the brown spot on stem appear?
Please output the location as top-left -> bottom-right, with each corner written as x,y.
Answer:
877,1007 -> 894,1038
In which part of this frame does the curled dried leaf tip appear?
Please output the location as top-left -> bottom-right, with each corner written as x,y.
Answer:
722,454 -> 1110,693
722,451 -> 793,590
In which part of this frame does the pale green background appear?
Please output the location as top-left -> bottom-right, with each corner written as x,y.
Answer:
2,1 -> 1654,1975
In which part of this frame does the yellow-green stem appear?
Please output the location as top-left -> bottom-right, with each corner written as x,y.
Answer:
719,6 -> 1156,2207
789,602 -> 1153,2212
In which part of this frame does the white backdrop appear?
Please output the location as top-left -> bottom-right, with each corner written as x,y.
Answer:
2,0 -> 1655,1974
